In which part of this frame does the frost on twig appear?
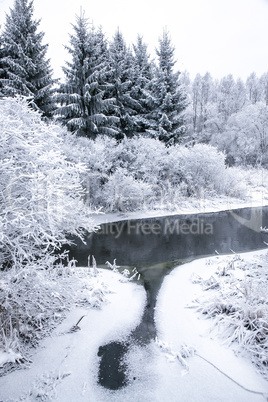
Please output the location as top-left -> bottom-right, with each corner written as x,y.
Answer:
155,337 -> 196,374
105,260 -> 139,282
87,255 -> 99,277
105,259 -> 120,273
26,371 -> 71,401
190,272 -> 219,290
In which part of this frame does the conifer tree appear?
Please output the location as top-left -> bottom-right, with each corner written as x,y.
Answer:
56,15 -> 118,138
0,35 -> 5,96
150,30 -> 188,145
106,30 -> 141,138
131,35 -> 155,133
0,0 -> 56,116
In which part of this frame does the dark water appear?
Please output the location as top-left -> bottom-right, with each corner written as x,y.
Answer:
69,207 -> 267,268
97,342 -> 129,390
67,206 -> 268,390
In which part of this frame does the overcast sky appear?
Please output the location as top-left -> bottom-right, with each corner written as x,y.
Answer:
1,0 -> 268,81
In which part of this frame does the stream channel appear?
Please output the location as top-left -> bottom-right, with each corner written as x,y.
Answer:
67,206 -> 268,390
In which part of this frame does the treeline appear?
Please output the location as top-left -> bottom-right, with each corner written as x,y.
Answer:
183,72 -> 268,166
1,0 -> 268,165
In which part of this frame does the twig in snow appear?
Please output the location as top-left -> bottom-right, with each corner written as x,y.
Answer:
195,353 -> 268,398
69,315 -> 85,332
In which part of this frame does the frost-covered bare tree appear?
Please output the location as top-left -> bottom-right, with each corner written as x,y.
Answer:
212,102 -> 268,166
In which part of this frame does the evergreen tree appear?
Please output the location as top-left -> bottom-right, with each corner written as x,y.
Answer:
0,35 -> 5,96
106,30 -> 141,138
56,15 -> 118,138
131,35 -> 155,133
0,0 -> 56,116
150,30 -> 188,145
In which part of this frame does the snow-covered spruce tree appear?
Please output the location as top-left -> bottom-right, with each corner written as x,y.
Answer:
105,30 -> 142,138
56,15 -> 118,138
149,30 -> 188,145
0,0 -> 56,117
0,36 -> 6,95
0,96 -> 97,270
130,35 -> 155,133
131,35 -> 154,134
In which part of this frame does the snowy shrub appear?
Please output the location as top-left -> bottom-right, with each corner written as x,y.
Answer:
0,96 -> 97,269
114,137 -> 168,182
61,135 -> 246,211
63,133 -> 118,175
194,254 -> 268,379
242,166 -> 268,190
99,168 -> 154,212
180,144 -> 226,196
0,260 -> 109,373
169,143 -> 245,198
0,265 -> 70,351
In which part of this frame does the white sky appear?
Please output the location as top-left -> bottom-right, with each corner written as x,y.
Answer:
1,0 -> 268,81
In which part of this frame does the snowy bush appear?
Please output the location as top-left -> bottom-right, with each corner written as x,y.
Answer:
172,144 -> 229,197
0,97 -> 100,370
98,168 -> 155,212
62,134 -> 245,212
0,96 -> 97,269
0,261 -> 110,373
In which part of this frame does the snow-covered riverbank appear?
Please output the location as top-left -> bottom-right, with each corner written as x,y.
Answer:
1,190 -> 268,401
0,269 -> 146,401
90,184 -> 268,225
0,249 -> 267,401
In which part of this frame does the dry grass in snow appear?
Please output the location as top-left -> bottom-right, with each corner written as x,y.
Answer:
0,262 -> 110,376
192,252 -> 268,379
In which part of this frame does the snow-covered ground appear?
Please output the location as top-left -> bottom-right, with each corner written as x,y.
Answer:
90,184 -> 268,225
0,270 -> 146,401
155,250 -> 268,402
0,250 -> 267,401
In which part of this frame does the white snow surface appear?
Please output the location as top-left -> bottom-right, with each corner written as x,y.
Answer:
91,186 -> 268,225
0,252 -> 268,401
0,270 -> 146,401
155,250 -> 268,402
